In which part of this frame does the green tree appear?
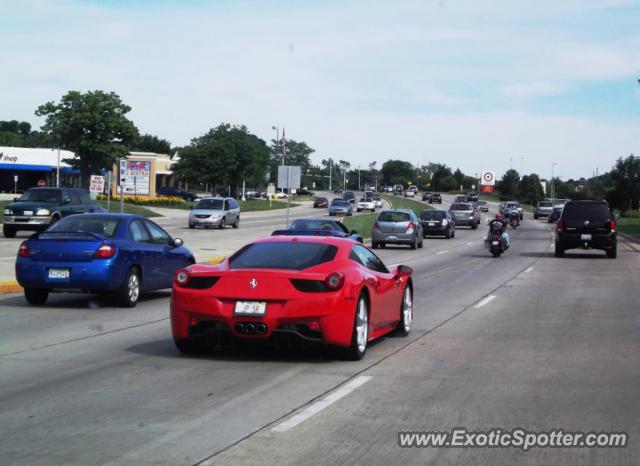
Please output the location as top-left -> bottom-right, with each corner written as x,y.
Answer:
429,163 -> 453,191
173,123 -> 269,194
132,134 -> 173,154
440,175 -> 457,192
380,159 -> 414,186
518,174 -> 545,205
267,139 -> 314,185
453,168 -> 465,188
497,169 -> 520,198
606,154 -> 640,213
35,90 -> 139,188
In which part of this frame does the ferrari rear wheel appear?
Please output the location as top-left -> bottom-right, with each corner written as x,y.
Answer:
396,286 -> 412,336
344,295 -> 369,360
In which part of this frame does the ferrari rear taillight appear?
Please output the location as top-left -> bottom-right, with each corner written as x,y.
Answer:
556,218 -> 565,230
406,222 -> 415,233
175,268 -> 191,286
610,219 -> 616,232
325,272 -> 345,291
94,243 -> 116,259
18,242 -> 29,258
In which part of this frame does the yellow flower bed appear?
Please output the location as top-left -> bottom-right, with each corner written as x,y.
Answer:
97,194 -> 186,206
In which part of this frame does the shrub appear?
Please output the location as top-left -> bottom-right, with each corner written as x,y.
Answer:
97,194 -> 186,206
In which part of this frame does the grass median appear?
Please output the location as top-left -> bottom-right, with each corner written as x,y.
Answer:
618,217 -> 640,240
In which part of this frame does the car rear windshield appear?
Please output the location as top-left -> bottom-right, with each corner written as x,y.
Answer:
378,211 -> 410,222
563,203 -> 611,220
420,211 -> 445,220
195,199 -> 223,210
450,203 -> 471,211
332,200 -> 349,206
538,201 -> 553,207
44,216 -> 120,237
290,219 -> 343,231
19,189 -> 62,203
229,242 -> 338,270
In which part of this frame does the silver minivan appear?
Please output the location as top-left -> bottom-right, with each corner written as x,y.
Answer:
188,197 -> 240,229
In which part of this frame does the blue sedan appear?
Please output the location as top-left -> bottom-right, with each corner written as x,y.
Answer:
15,214 -> 195,307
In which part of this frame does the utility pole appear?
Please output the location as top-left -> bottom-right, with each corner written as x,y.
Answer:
520,156 -> 524,177
329,159 -> 332,191
358,166 -> 361,191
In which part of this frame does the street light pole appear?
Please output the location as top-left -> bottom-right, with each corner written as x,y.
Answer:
551,162 -> 557,202
358,166 -> 361,191
329,159 -> 332,191
520,156 -> 524,177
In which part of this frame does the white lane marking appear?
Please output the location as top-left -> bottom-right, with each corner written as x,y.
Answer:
466,242 -> 474,246
436,250 -> 448,255
474,295 -> 497,309
271,376 -> 372,433
524,266 -> 534,273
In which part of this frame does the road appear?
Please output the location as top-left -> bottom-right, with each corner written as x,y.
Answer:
0,195 -> 638,465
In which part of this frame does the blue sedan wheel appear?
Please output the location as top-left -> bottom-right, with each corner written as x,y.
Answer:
118,268 -> 141,308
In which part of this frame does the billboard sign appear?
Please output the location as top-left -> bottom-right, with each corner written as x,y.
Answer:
480,171 -> 496,186
118,160 -> 150,195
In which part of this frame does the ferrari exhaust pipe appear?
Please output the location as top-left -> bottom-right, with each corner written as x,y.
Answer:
234,323 -> 245,333
245,323 -> 255,334
256,323 -> 267,335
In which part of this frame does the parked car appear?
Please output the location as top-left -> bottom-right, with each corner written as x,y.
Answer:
476,200 -> 489,212
371,209 -> 423,249
157,186 -> 198,201
422,191 -> 433,202
15,214 -> 194,307
313,197 -> 329,208
534,200 -> 554,219
343,191 -> 356,203
171,237 -> 413,359
272,218 -> 363,243
372,195 -> 383,208
547,206 -> 563,223
328,199 -> 353,216
420,209 -> 455,239
431,193 -> 442,204
357,197 -> 376,212
448,202 -> 480,229
188,197 -> 240,229
555,200 -> 617,258
3,187 -> 105,238
466,192 -> 479,202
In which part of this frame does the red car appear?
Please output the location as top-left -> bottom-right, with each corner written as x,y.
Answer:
171,236 -> 413,360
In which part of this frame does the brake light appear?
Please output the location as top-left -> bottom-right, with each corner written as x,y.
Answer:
325,272 -> 345,291
373,222 -> 380,230
556,218 -> 565,230
94,243 -> 116,259
18,242 -> 29,257
406,222 -> 415,233
175,268 -> 191,286
610,219 -> 616,232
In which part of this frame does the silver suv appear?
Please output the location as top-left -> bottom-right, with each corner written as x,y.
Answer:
534,200 -> 554,219
188,197 -> 240,229
448,202 -> 480,229
371,209 -> 423,249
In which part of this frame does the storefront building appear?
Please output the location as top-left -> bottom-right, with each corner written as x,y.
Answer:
110,152 -> 177,198
0,146 -> 80,193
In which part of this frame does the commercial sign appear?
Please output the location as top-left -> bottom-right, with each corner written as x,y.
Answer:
89,175 -> 105,193
480,171 -> 496,186
118,160 -> 150,195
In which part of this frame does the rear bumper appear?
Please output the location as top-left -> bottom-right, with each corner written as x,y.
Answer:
556,231 -> 617,250
15,258 -> 125,291
422,225 -> 449,235
452,217 -> 476,226
171,287 -> 356,347
372,230 -> 415,244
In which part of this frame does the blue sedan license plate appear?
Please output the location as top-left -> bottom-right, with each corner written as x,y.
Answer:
48,268 -> 70,279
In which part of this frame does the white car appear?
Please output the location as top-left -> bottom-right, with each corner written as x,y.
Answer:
404,189 -> 416,198
356,197 -> 376,212
373,196 -> 383,208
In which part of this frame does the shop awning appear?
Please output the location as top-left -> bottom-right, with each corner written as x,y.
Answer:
0,163 -> 53,172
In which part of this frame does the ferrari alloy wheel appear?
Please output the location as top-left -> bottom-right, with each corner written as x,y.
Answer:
345,296 -> 369,360
118,268 -> 140,308
396,286 -> 412,336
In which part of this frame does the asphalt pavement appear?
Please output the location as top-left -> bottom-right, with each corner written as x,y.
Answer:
0,194 -> 638,465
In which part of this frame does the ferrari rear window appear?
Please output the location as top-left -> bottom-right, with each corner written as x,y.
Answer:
229,242 -> 338,270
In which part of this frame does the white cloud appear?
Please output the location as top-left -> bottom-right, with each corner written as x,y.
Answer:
501,82 -> 567,99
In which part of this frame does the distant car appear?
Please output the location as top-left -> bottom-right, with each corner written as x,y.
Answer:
555,200 -> 617,258
431,193 -> 442,204
466,192 -> 479,202
422,192 -> 433,202
245,190 -> 258,199
329,199 -> 353,216
420,209 -> 455,239
393,185 -> 404,195
15,214 -> 194,307
372,195 -> 383,208
171,236 -> 413,359
313,197 -> 329,208
3,187 -> 106,238
343,191 -> 356,203
501,201 -> 523,220
476,200 -> 489,212
364,190 -> 375,199
455,195 -> 467,202
272,218 -> 363,243
372,209 -> 423,250
332,188 -> 343,194
296,187 -> 314,196
189,197 -> 240,229
157,186 -> 198,201
404,187 -> 417,198
534,200 -> 554,219
548,206 -> 563,223
448,203 -> 480,229
357,197 -> 376,212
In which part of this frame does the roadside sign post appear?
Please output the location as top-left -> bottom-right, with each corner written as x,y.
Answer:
13,175 -> 18,194
277,165 -> 301,228
119,159 -> 125,213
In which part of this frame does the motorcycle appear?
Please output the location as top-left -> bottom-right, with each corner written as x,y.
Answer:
508,210 -> 520,229
485,220 -> 509,257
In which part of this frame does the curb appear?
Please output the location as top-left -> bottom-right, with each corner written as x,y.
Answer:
0,256 -> 228,294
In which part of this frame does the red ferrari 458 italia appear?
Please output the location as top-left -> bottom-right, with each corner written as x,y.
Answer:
171,236 -> 413,359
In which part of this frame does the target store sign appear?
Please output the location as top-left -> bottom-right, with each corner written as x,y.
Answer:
480,171 -> 496,186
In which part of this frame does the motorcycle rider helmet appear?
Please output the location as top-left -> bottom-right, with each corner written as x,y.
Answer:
495,212 -> 503,220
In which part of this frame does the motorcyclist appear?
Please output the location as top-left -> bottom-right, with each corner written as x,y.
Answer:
491,212 -> 510,248
508,209 -> 520,227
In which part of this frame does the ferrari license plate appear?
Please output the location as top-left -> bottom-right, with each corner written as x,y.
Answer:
581,234 -> 592,241
234,301 -> 266,316
387,235 -> 398,240
48,268 -> 70,279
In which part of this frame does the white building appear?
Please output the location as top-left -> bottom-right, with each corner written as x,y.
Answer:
0,146 -> 79,193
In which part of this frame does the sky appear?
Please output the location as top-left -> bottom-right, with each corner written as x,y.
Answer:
2,0 -> 640,180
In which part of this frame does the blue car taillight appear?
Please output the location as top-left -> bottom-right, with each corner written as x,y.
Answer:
95,243 -> 117,259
